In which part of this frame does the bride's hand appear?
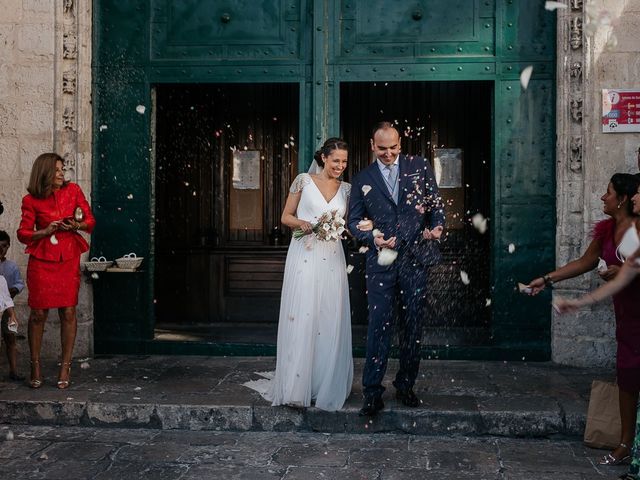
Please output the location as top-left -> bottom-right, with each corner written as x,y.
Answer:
357,219 -> 373,231
298,221 -> 313,233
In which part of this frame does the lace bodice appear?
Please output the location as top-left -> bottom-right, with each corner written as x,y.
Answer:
289,173 -> 351,222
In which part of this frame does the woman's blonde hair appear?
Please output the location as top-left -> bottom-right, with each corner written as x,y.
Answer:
27,153 -> 67,198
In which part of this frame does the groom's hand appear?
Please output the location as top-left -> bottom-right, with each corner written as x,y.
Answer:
374,235 -> 396,249
423,225 -> 443,240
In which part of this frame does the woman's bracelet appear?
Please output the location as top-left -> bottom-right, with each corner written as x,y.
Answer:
543,274 -> 554,287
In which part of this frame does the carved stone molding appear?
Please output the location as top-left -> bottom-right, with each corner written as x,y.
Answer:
570,61 -> 582,80
571,0 -> 583,11
569,136 -> 582,172
570,97 -> 583,122
55,0 -> 90,183
62,69 -> 76,94
570,17 -> 583,50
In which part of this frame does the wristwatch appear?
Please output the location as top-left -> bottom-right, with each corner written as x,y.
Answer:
543,274 -> 554,287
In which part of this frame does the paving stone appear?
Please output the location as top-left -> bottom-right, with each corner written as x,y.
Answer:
182,464 -> 285,479
283,466 -> 381,480
272,445 -> 349,467
91,461 -> 190,480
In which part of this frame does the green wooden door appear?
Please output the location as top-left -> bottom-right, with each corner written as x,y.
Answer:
93,0 -> 555,359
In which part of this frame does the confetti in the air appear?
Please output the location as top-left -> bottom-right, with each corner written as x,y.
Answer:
544,1 -> 567,11
508,243 -> 516,254
136,105 -> 146,114
346,265 -> 354,274
520,66 -> 533,90
460,271 -> 470,285
471,213 -> 488,234
99,125 -> 108,132
362,185 -> 372,196
377,248 -> 398,266
358,246 -> 369,254
50,234 -> 58,245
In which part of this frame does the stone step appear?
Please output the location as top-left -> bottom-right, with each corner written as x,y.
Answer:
0,356 -> 606,438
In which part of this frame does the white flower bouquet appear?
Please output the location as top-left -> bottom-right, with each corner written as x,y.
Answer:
293,210 -> 346,241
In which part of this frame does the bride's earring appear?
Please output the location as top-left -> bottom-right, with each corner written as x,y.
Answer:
617,202 -> 622,209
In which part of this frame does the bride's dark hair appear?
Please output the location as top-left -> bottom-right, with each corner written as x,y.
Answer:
313,138 -> 348,168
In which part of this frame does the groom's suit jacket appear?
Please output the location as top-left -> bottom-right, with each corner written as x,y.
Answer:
348,154 -> 445,273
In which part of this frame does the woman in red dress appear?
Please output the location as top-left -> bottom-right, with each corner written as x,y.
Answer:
17,153 -> 96,389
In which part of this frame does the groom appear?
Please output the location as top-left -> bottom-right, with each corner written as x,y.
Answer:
348,122 -> 445,416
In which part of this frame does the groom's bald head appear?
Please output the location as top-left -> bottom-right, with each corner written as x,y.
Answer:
371,122 -> 401,165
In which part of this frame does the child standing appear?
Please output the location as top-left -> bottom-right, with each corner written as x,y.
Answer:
0,230 -> 25,381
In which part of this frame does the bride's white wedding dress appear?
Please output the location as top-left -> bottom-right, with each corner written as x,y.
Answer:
244,173 -> 353,411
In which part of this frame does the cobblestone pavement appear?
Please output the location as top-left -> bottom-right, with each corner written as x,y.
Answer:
0,425 -> 626,480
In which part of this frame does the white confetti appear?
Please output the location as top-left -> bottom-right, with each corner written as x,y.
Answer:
544,1 -> 567,11
136,105 -> 146,114
6,431 -> 13,441
357,219 -> 373,231
508,243 -> 516,254
134,386 -> 142,391
517,282 -> 533,294
485,298 -> 492,307
99,125 -> 108,131
361,185 -> 372,196
50,234 -> 58,245
80,362 -> 90,369
377,248 -> 398,266
91,273 -> 99,280
520,65 -> 533,90
346,265 -> 354,274
127,194 -> 134,200
358,246 -> 369,254
471,213 -> 488,234
460,271 -> 470,285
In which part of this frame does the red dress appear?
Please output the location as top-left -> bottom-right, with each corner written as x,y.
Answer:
17,183 -> 96,309
594,219 -> 640,392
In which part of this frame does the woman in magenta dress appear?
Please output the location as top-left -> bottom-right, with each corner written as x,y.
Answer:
17,153 -> 96,389
526,173 -> 640,465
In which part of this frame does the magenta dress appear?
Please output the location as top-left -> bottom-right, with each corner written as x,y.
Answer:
594,219 -> 640,392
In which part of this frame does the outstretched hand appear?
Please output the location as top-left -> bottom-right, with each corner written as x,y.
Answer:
526,277 -> 546,296
553,297 -> 581,314
374,235 -> 396,249
423,225 -> 443,240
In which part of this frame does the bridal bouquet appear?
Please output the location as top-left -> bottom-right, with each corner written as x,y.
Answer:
293,210 -> 346,241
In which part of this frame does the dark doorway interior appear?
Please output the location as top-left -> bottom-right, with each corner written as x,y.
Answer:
154,83 -> 298,344
341,81 -> 493,347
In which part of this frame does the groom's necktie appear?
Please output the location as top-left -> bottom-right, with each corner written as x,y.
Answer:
384,164 -> 399,204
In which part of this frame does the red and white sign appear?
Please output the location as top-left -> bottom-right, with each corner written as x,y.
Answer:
602,89 -> 640,133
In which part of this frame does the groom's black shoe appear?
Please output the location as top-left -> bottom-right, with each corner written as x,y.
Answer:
359,397 -> 384,416
395,388 -> 420,407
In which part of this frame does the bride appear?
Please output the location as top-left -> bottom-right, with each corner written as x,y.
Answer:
244,138 -> 354,411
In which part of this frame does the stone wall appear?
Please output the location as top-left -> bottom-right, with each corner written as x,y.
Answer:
0,0 -> 93,359
553,0 -> 640,367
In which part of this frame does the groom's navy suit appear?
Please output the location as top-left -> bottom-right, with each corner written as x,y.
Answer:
348,154 -> 445,398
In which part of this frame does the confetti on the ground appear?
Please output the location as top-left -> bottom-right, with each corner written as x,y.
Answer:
80,362 -> 90,369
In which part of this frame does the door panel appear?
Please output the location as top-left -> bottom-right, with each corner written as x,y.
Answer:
154,83 -> 298,327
